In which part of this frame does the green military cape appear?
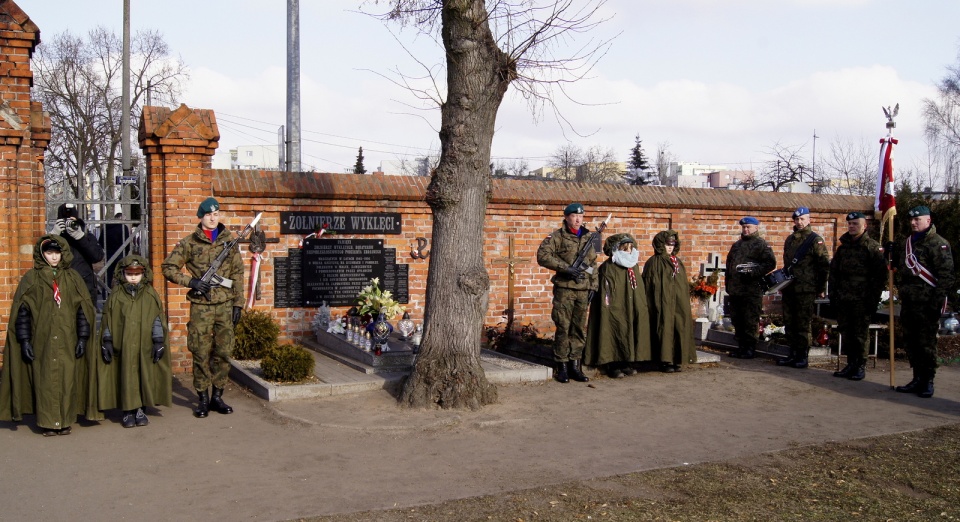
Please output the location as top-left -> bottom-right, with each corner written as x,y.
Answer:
0,234 -> 105,429
97,255 -> 172,411
642,230 -> 697,365
582,257 -> 651,366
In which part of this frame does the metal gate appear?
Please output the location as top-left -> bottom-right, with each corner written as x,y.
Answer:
45,173 -> 148,309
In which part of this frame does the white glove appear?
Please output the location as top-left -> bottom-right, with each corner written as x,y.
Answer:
50,219 -> 66,235
66,221 -> 85,240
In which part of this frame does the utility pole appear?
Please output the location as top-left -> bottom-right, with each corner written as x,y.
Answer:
285,0 -> 301,172
811,129 -> 818,193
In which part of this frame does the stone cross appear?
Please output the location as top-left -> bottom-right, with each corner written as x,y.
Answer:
492,236 -> 529,329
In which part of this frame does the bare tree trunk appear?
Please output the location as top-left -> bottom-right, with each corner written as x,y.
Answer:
399,0 -> 515,409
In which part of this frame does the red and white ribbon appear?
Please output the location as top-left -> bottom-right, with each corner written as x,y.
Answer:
904,237 -> 937,288
245,252 -> 263,309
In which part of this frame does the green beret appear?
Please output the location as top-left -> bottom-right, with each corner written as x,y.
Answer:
563,202 -> 584,215
197,197 -> 220,218
908,205 -> 930,217
846,212 -> 866,220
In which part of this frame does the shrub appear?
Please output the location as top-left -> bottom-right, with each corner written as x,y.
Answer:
260,344 -> 314,382
233,310 -> 280,360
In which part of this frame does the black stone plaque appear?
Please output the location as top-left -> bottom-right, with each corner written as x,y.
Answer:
273,239 -> 409,308
280,212 -> 402,235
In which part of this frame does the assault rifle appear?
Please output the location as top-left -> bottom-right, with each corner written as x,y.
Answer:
568,213 -> 612,281
189,212 -> 263,300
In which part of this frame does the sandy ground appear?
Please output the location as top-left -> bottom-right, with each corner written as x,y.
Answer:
1,357 -> 959,522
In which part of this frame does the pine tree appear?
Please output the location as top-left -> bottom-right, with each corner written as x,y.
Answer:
353,147 -> 366,174
627,134 -> 651,185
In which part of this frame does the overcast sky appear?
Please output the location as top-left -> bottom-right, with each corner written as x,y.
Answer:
26,0 -> 960,178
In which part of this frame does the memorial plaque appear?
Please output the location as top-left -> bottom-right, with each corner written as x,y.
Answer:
273,239 -> 409,308
280,212 -> 402,235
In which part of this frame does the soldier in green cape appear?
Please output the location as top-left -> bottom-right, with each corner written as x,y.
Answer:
643,230 -> 697,372
582,233 -> 651,378
1,235 -> 101,435
99,255 -> 172,427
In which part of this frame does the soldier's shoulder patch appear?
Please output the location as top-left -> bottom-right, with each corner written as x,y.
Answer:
543,233 -> 553,240
941,244 -> 950,251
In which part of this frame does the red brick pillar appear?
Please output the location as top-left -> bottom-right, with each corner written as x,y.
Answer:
0,2 -> 47,362
138,103 -> 219,374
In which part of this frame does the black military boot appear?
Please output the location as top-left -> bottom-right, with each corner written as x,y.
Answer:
568,360 -> 590,382
210,386 -> 234,414
847,359 -> 866,381
834,358 -> 855,378
895,370 -> 921,393
918,372 -> 935,398
554,361 -> 569,383
194,389 -> 210,418
789,349 -> 809,369
776,348 -> 797,366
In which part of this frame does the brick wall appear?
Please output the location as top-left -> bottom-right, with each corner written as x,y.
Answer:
137,104 -> 875,374
0,1 -> 47,366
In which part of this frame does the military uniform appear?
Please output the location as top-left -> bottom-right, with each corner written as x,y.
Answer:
537,204 -> 599,382
895,207 -> 954,397
725,219 -> 776,359
778,210 -> 830,368
162,198 -> 244,416
828,216 -> 886,380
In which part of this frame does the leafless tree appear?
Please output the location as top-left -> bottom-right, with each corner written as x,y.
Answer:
33,28 -> 187,202
736,142 -> 808,192
374,0 -> 612,409
548,142 -> 584,180
655,141 -> 674,186
579,145 -> 622,183
820,136 -> 874,196
491,157 -> 530,178
923,47 -> 960,190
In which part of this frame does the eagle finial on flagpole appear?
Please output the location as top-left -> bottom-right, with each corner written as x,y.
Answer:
882,103 -> 899,132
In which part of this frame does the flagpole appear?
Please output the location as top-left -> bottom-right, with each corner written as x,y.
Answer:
878,104 -> 899,389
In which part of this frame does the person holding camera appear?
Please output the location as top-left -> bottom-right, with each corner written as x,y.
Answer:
51,203 -> 105,301
537,203 -> 598,383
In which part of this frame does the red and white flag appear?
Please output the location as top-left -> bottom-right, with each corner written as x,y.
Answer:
875,136 -> 898,231
52,279 -> 61,308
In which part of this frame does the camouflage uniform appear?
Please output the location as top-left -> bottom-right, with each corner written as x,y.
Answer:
537,224 -> 598,364
829,231 -> 885,366
895,224 -> 955,381
725,231 -> 776,357
162,223 -> 245,391
781,225 -> 830,363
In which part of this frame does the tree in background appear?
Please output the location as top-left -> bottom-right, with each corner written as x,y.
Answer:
655,141 -> 674,186
33,28 -> 187,201
491,158 -> 530,178
354,147 -> 367,174
378,0 -> 611,409
736,142 -> 808,192
625,134 -> 652,185
548,143 -> 583,180
923,46 -> 960,192
579,145 -> 622,183
821,136 -> 874,196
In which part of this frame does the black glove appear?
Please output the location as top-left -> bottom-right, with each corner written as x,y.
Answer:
152,343 -> 165,364
20,340 -> 35,363
587,290 -> 596,302
75,338 -> 87,359
188,278 -> 212,294
883,241 -> 897,263
562,266 -> 585,282
232,306 -> 243,326
101,339 -> 114,364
